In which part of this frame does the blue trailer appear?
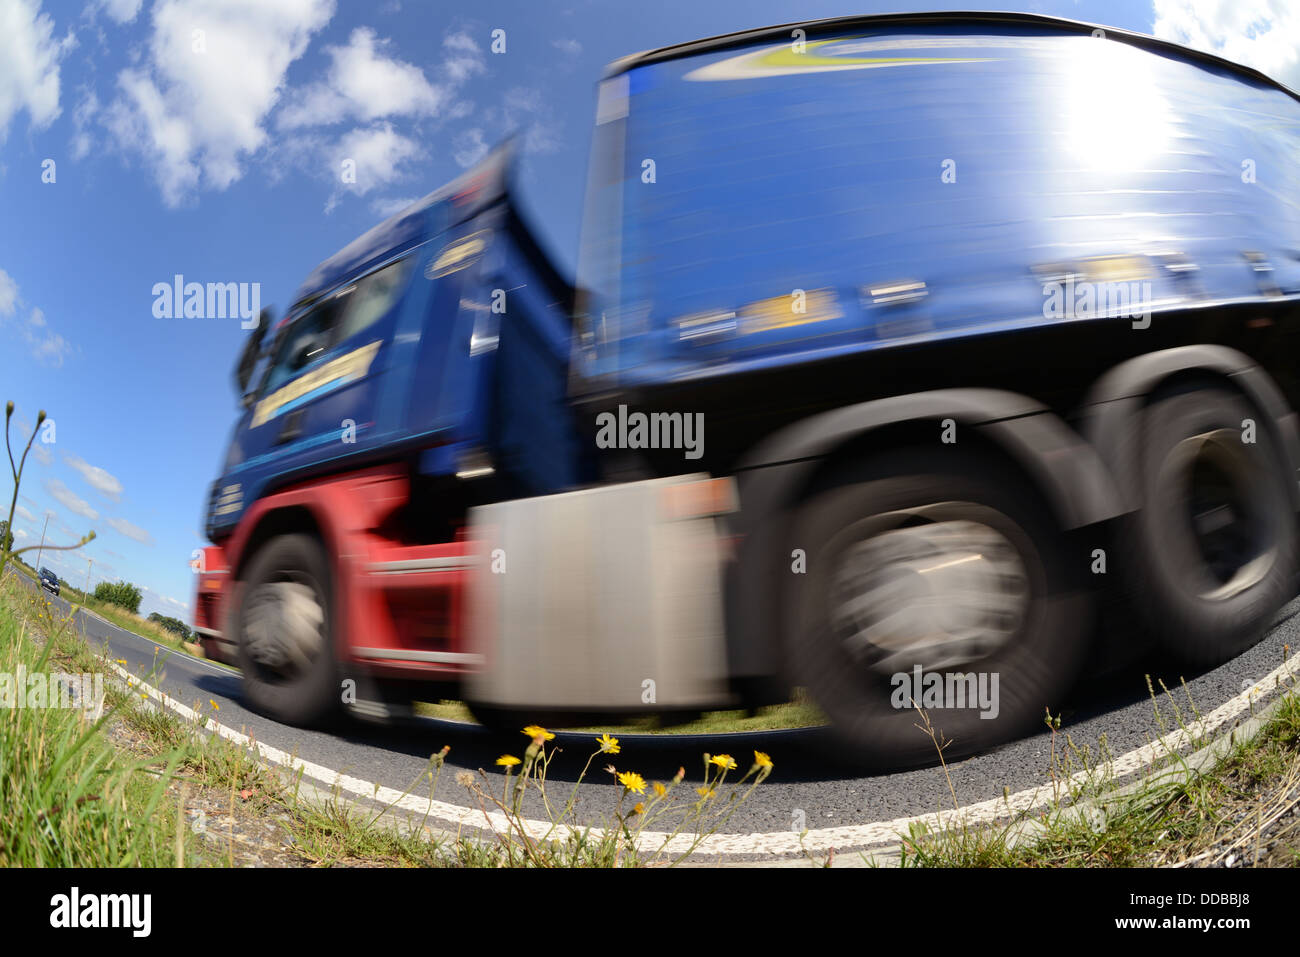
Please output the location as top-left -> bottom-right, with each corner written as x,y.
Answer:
196,13 -> 1300,766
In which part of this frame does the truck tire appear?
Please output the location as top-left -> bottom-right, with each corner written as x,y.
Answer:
784,448 -> 1089,768
234,534 -> 341,727
1117,384 -> 1296,666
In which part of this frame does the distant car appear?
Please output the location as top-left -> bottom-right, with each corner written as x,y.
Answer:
38,566 -> 59,596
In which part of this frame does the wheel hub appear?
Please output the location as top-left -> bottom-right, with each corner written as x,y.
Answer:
1170,429 -> 1276,601
829,513 -> 1029,675
243,579 -> 324,677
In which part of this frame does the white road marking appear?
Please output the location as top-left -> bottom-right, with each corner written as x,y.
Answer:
104,648 -> 1300,858
76,604 -> 234,677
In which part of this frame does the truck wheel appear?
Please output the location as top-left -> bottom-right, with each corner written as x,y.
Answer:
784,448 -> 1089,768
235,534 -> 341,727
1118,385 -> 1296,666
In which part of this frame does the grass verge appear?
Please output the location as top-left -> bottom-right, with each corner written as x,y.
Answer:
1,574 -> 778,867
881,664 -> 1300,868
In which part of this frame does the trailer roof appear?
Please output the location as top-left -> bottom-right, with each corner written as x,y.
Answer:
601,10 -> 1300,102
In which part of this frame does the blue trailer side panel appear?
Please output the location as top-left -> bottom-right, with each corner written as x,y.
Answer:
573,22 -> 1300,389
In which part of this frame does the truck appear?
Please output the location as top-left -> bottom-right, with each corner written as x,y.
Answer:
192,12 -> 1300,767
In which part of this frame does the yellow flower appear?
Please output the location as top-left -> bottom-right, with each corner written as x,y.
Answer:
522,725 -> 555,741
709,754 -> 737,771
617,771 -> 647,794
596,732 -> 620,754
653,782 -> 667,798
210,699 -> 220,711
753,751 -> 772,769
496,755 -> 522,767
696,786 -> 715,800
115,659 -> 127,665
632,802 -> 645,815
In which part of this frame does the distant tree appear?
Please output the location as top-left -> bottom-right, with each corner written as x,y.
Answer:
147,612 -> 192,641
94,580 -> 142,614
0,520 -> 12,554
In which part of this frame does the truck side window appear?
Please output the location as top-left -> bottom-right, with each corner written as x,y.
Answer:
258,257 -> 409,397
261,293 -> 350,393
334,257 -> 413,344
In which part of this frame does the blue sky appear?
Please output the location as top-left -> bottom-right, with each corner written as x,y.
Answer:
0,0 -> 1294,622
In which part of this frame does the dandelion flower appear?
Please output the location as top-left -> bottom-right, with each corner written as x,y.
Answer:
618,771 -> 647,794
696,786 -> 715,800
522,724 -> 555,741
753,751 -> 772,769
210,698 -> 220,711
596,732 -> 620,754
653,782 -> 667,798
496,755 -> 522,767
709,754 -> 737,771
632,802 -> 645,815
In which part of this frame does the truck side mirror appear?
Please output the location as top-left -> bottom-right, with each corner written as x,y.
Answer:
235,307 -> 272,399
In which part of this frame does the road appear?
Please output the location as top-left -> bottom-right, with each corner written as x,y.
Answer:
16,573 -> 1300,860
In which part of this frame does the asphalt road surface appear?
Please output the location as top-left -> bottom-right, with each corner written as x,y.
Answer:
16,574 -> 1300,859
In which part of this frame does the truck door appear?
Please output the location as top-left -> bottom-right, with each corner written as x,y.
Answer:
246,255 -> 416,477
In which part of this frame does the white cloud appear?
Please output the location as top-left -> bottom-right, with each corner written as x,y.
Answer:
63,453 -> 124,501
0,268 -> 17,315
328,122 -> 420,203
14,505 -> 36,523
105,0 -> 335,206
451,127 -> 487,168
20,307 -> 73,366
552,37 -> 581,56
43,478 -> 98,520
31,444 -> 52,467
0,0 -> 72,142
96,0 -> 144,24
0,270 -> 74,366
277,26 -> 489,210
278,27 -> 452,129
105,515 -> 154,545
442,30 -> 485,84
71,87 -> 99,160
501,87 -> 561,154
1152,0 -> 1300,90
